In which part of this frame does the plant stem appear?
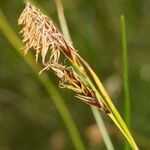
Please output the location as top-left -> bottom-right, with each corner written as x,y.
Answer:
121,15 -> 131,150
0,8 -> 85,150
92,107 -> 115,150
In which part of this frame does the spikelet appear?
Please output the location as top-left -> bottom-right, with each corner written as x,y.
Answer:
49,63 -> 110,113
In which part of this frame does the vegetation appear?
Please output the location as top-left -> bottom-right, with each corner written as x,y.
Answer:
0,0 -> 150,149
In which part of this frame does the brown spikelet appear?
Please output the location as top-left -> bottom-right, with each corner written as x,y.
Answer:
49,63 -> 110,113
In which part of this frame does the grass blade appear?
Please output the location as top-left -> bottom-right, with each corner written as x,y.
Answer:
121,15 -> 131,150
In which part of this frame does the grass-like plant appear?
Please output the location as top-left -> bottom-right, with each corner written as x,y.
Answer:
0,8 -> 85,150
17,1 -> 138,149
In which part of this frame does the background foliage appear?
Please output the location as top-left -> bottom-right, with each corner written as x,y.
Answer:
0,0 -> 150,149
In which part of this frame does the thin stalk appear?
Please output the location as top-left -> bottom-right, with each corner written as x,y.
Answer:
92,107 -> 115,150
54,1 -> 115,149
0,8 -> 85,150
121,15 -> 131,150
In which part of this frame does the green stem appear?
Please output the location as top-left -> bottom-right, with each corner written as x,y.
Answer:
121,15 -> 131,150
0,8 -> 85,150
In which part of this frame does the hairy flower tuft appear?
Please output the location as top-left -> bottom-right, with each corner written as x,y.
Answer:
18,2 -> 75,64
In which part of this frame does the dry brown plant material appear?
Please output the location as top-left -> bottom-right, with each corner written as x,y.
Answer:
18,2 -> 110,114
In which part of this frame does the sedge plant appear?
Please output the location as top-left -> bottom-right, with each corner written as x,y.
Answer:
18,1 -> 138,150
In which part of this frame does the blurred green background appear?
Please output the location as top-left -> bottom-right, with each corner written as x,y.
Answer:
0,0 -> 150,149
